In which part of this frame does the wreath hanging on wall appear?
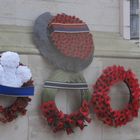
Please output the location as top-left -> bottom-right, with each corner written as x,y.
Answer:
91,65 -> 140,127
34,11 -> 140,132
34,12 -> 94,72
0,51 -> 34,123
41,70 -> 91,135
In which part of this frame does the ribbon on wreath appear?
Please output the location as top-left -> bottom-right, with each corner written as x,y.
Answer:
0,85 -> 34,96
50,23 -> 89,33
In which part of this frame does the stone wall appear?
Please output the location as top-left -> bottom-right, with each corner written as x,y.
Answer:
0,0 -> 140,140
0,0 -> 119,32
0,25 -> 139,139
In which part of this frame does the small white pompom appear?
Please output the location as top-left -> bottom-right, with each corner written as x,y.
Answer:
16,66 -> 32,84
1,51 -> 20,68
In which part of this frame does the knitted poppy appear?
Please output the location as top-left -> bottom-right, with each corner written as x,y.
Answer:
41,99 -> 91,135
0,80 -> 33,123
34,12 -> 94,72
49,14 -> 94,60
91,65 -> 140,127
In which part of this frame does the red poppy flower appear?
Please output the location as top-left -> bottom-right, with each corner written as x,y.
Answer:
77,119 -> 85,130
58,111 -> 64,119
57,122 -> 64,129
82,100 -> 88,108
66,128 -> 73,135
80,107 -> 89,117
47,118 -> 54,124
103,118 -> 113,126
0,106 -> 4,113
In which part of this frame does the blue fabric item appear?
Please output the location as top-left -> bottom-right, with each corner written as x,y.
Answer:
0,85 -> 34,96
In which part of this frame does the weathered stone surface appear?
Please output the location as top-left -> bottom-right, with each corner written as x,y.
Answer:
0,25 -> 139,59
0,116 -> 28,140
28,114 -> 102,140
0,0 -> 119,32
102,116 -> 140,140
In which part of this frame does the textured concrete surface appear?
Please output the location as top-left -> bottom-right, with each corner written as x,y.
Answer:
0,0 -> 119,32
0,25 -> 139,59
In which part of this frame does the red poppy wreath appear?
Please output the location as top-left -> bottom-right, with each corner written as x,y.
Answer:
34,12 -> 94,72
41,70 -> 91,135
91,65 -> 140,127
48,13 -> 94,60
0,51 -> 34,123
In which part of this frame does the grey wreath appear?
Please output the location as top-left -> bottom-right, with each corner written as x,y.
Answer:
33,12 -> 94,72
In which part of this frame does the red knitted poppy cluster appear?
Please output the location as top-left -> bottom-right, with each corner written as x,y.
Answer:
49,14 -> 94,60
0,79 -> 33,123
91,65 -> 140,127
49,14 -> 83,24
41,99 -> 91,135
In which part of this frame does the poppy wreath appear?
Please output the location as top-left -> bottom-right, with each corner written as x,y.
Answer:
0,51 -> 34,123
48,13 -> 94,60
41,70 -> 91,135
91,65 -> 140,127
0,81 -> 33,123
34,12 -> 94,72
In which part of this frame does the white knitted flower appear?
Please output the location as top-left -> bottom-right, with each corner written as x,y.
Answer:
1,51 -> 20,68
0,51 -> 32,87
16,66 -> 32,84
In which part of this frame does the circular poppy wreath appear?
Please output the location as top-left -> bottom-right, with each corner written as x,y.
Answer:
49,13 -> 94,60
0,63 -> 34,123
34,12 -> 94,72
0,79 -> 33,123
41,70 -> 91,135
91,65 -> 140,127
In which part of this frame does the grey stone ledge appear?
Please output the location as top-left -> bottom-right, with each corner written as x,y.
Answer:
0,25 -> 139,58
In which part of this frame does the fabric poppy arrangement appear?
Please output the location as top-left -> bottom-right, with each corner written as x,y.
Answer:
34,12 -> 140,135
41,70 -> 91,135
48,13 -> 93,60
0,51 -> 34,123
34,12 -> 94,72
91,65 -> 140,127
41,100 -> 91,135
40,66 -> 140,134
